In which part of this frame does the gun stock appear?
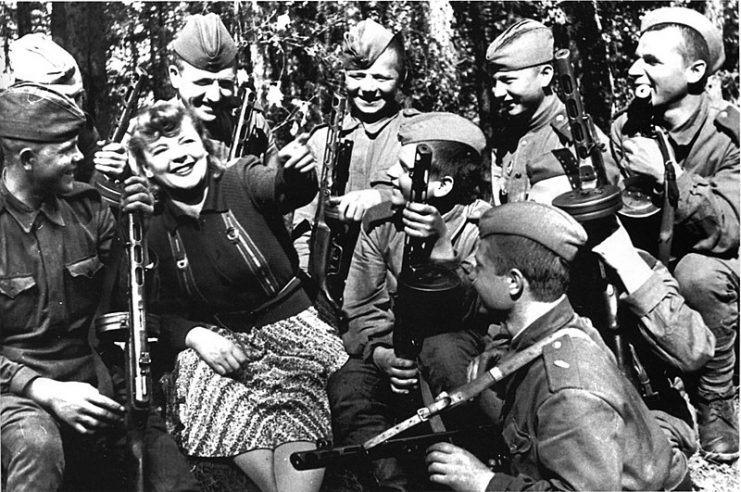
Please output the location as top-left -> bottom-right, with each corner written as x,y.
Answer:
308,96 -> 356,309
228,84 -> 257,161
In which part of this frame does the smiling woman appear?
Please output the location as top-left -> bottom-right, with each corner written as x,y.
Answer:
128,101 -> 348,492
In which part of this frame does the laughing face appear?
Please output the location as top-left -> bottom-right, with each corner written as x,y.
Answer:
140,115 -> 209,191
345,47 -> 402,120
169,61 -> 237,124
30,137 -> 83,196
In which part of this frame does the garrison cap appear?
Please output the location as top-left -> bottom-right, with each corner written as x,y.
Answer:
398,112 -> 487,156
172,13 -> 238,72
479,202 -> 587,262
342,19 -> 399,70
641,7 -> 725,74
10,33 -> 84,97
0,83 -> 85,142
486,19 -> 554,71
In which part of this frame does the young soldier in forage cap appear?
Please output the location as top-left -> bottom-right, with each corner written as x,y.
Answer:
610,7 -> 739,461
0,85 -> 198,491
328,112 -> 490,491
486,19 -> 620,205
292,18 -> 420,272
9,33 -> 101,183
425,202 -> 691,491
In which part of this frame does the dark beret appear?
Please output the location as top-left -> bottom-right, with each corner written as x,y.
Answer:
486,19 -> 553,72
479,202 -> 587,261
398,112 -> 487,156
341,19 -> 398,70
172,13 -> 238,72
0,83 -> 85,142
641,7 -> 725,74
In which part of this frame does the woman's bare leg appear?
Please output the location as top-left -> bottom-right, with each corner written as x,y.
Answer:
233,449 -> 277,492
274,441 -> 324,492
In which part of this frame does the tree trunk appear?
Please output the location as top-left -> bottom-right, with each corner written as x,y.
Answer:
51,2 -> 111,136
465,1 -> 494,143
16,2 -> 40,36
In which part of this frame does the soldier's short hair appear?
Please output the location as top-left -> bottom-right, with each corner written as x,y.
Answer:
425,140 -> 483,205
646,23 -> 711,72
487,234 -> 571,302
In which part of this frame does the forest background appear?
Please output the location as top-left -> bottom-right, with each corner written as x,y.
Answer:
0,0 -> 738,150
0,1 -> 739,491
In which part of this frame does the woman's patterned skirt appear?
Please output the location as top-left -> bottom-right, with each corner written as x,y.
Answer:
165,307 -> 348,457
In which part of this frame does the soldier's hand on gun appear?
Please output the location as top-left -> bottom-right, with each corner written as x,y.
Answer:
25,378 -> 125,435
403,203 -> 455,260
94,141 -> 130,179
372,346 -> 418,394
622,136 -> 678,184
279,134 -> 315,175
120,176 -> 154,216
426,442 -> 494,492
592,217 -> 653,294
330,189 -> 383,222
185,327 -> 249,376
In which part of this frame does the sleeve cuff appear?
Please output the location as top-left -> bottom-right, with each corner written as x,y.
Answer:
487,472 -> 515,491
9,365 -> 43,395
622,270 -> 671,318
160,314 -> 202,352
364,338 -> 393,365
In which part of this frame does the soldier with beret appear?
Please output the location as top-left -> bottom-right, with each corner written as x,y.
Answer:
0,85 -> 198,491
425,202 -> 690,491
9,32 -> 101,183
328,112 -> 491,490
610,6 -> 740,461
293,18 -> 420,274
486,19 -> 620,205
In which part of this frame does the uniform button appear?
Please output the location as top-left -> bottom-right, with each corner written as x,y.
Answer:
554,341 -> 562,349
515,172 -> 522,179
720,111 -> 728,118
521,140 -> 528,146
554,360 -> 570,369
556,114 -> 564,121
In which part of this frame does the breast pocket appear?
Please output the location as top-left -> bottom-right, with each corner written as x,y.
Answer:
64,255 -> 104,321
0,275 -> 38,334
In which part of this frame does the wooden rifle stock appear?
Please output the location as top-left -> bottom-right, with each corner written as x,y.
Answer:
308,95 -> 356,309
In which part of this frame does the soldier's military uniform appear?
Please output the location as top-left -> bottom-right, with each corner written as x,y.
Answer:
610,7 -> 740,460
292,19 -> 418,271
476,203 -> 689,491
0,85 -> 198,492
487,19 -> 620,204
328,113 -> 490,491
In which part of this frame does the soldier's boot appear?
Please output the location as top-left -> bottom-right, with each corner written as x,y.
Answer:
697,393 -> 739,462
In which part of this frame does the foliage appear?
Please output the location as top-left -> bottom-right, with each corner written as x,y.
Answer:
1,1 -> 738,146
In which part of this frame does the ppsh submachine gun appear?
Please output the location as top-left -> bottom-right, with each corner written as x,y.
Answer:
290,327 -> 585,470
393,144 -> 463,361
94,66 -> 159,492
551,49 -> 658,402
616,84 -> 679,266
308,95 -> 355,311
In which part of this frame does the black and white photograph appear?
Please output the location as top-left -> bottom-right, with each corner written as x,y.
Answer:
0,1 -> 738,490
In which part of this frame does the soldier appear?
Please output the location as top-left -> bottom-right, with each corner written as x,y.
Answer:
486,19 -> 619,205
329,112 -> 490,491
0,84 -> 198,491
94,13 -> 290,190
9,32 -> 101,182
425,202 -> 690,491
292,18 -> 420,271
610,7 -> 739,461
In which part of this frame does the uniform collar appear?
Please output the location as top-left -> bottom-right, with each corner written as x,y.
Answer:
666,92 -> 709,147
509,296 -> 577,353
0,174 -> 66,233
345,102 -> 401,137
526,93 -> 563,133
160,162 -> 228,232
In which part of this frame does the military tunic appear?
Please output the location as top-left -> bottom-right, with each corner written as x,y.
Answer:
486,297 -> 685,491
292,105 -> 420,270
492,94 -> 620,204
